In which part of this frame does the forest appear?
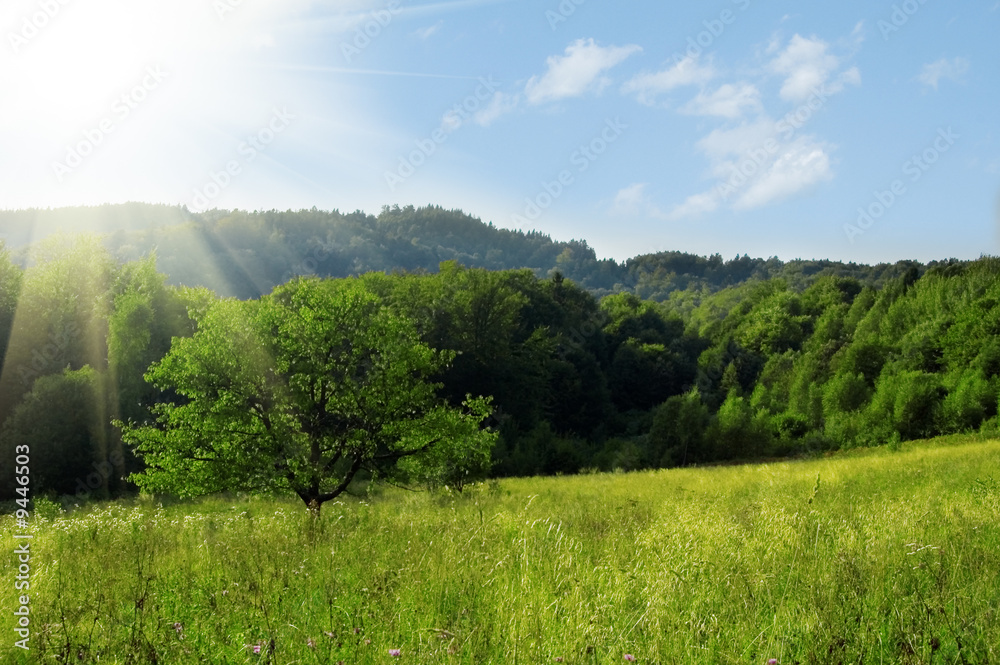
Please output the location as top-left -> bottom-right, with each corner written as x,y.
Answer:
0,204 -> 998,500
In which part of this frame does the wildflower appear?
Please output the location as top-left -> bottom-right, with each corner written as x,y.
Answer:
624,656 -> 636,662
307,638 -> 316,649
768,660 -> 778,665
253,645 -> 261,654
555,658 -> 564,663
389,648 -> 402,657
364,638 -> 372,645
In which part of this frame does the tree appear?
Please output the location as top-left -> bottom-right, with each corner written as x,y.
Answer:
0,241 -> 22,370
107,256 -> 204,485
709,389 -> 773,459
0,235 -> 114,428
648,389 -> 709,466
120,277 -> 496,515
0,367 -> 108,498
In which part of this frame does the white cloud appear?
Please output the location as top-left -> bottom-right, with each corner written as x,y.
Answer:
412,21 -> 443,40
612,183 -> 649,215
458,38 -> 640,126
621,55 -> 715,105
680,83 -> 762,119
697,118 -> 781,165
769,35 -> 844,102
850,21 -> 866,43
663,117 -> 835,219
918,57 -> 970,90
647,30 -> 860,221
525,38 -> 641,105
838,66 -> 862,88
731,137 -> 833,209
474,91 -> 519,127
665,191 -> 719,221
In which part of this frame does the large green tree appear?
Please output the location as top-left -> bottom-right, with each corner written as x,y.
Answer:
121,277 -> 496,514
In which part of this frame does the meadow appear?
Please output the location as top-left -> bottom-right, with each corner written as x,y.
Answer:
3,435 -> 999,664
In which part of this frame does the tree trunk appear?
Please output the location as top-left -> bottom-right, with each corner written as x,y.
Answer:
307,497 -> 322,518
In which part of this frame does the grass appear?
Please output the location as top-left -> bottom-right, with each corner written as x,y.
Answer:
2,435 -> 999,664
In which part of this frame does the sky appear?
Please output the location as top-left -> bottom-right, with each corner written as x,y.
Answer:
0,0 -> 998,264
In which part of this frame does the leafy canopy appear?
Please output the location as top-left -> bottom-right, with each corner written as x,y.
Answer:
121,277 -> 496,512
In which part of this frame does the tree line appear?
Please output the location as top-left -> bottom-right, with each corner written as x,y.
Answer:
1,230 -> 998,503
2,204 -> 931,301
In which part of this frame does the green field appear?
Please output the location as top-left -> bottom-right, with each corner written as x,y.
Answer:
3,436 -> 999,664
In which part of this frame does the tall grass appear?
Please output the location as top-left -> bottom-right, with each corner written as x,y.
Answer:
2,436 -> 999,664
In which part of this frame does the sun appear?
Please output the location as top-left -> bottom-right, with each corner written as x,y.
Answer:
4,2 -> 167,130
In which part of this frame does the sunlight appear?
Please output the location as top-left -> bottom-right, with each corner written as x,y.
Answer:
0,0 -> 380,210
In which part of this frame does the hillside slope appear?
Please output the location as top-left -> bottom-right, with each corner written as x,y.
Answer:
1,203 -> 935,300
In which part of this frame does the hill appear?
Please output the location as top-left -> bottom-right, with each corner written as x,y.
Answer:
0,203 -> 937,300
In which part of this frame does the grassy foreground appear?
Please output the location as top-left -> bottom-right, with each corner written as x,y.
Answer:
3,436 -> 999,664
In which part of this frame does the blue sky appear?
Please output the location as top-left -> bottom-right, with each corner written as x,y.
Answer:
1,0 -> 998,264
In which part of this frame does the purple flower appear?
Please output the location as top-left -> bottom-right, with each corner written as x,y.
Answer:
768,660 -> 778,665
624,656 -> 636,662
389,648 -> 402,657
253,645 -> 261,654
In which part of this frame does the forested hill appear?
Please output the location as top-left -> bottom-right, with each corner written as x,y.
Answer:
0,203 -> 936,301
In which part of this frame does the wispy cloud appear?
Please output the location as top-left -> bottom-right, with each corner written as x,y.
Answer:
731,137 -> 833,210
286,0 -> 514,35
525,38 -> 641,105
646,30 -> 862,220
664,191 -> 719,221
412,21 -> 443,40
265,65 -> 482,80
917,57 -> 970,90
612,183 -> 652,215
680,83 -> 762,119
621,55 -> 716,105
393,0 -> 515,18
474,91 -> 520,127
660,111 -> 836,220
476,38 -> 640,125
769,34 -> 859,102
